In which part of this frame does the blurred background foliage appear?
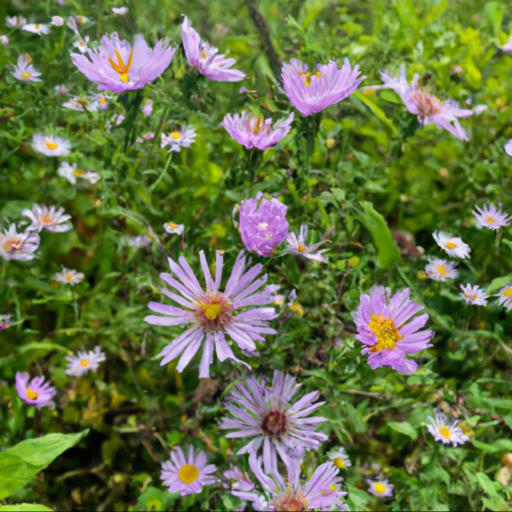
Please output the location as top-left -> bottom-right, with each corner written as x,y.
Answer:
0,0 -> 511,510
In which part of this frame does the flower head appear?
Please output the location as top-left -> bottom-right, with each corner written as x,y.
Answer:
502,36 -> 512,54
141,100 -> 153,116
66,346 -> 106,377
145,250 -> 277,378
424,258 -> 458,282
161,445 -> 216,496
32,133 -> 71,157
222,466 -> 256,493
220,370 -> 327,472
73,36 -> 90,53
284,224 -> 327,263
124,235 -> 151,248
54,267 -> 84,286
239,193 -> 289,257
0,35 -> 9,45
367,478 -> 394,498
329,447 -> 351,470
354,286 -> 433,374
22,23 -> 50,35
505,139 -> 512,156
23,204 -> 72,233
112,7 -> 128,15
0,224 -> 40,261
0,314 -> 12,331
10,55 -> 41,83
497,284 -> 512,311
163,221 -> 184,235
427,411 -> 469,446
6,16 -> 27,28
433,231 -> 470,259
375,65 -> 476,140
181,16 -> 245,82
51,16 -> 64,27
15,372 -> 56,408
160,126 -> 196,153
221,112 -> 294,150
54,84 -> 68,96
72,32 -> 176,92
58,161 -> 100,184
459,284 -> 488,306
281,58 -> 364,116
473,203 -> 510,231
232,453 -> 346,511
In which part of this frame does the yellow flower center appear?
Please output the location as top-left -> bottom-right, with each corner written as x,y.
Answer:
200,303 -> 222,320
177,464 -> 200,485
44,140 -> 58,151
3,237 -> 23,252
290,301 -> 304,317
169,131 -> 182,140
195,292 -> 232,329
503,287 -> 512,298
373,482 -> 387,495
439,426 -> 452,439
444,241 -> 457,250
65,273 -> 74,282
464,292 -> 477,302
297,244 -> 305,253
73,168 -> 85,176
108,48 -> 134,83
257,222 -> 268,231
300,69 -> 321,87
485,216 -> 495,224
41,214 -> 53,224
334,456 -> 345,469
26,387 -> 39,400
368,314 -> 402,352
99,97 -> 107,105
435,264 -> 447,277
20,71 -> 32,80
34,24 -> 40,30
167,221 -> 177,229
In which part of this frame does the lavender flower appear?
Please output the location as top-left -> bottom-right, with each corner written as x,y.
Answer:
51,16 -> 64,27
221,112 -> 294,150
32,133 -> 71,157
112,7 -> 128,15
66,346 -> 106,377
375,65 -> 476,140
181,16 -> 245,82
141,100 -> 153,116
222,466 -> 256,494
163,221 -> 184,235
161,445 -> 216,496
427,411 -> 469,446
497,284 -> 512,311
0,314 -> 12,331
459,284 -> 488,306
145,250 -> 278,378
433,231 -> 470,259
6,16 -> 27,28
473,203 -> 510,230
58,161 -> 100,184
124,235 -> 151,248
22,23 -> 50,35
220,370 -> 327,472
238,193 -> 289,257
15,372 -> 56,408
281,58 -> 364,116
425,258 -> 458,282
72,32 -> 176,93
367,478 -> 394,498
0,224 -> 40,261
284,224 -> 327,262
231,453 -> 346,511
54,267 -> 84,286
502,36 -> 512,54
354,286 -> 433,374
10,55 -> 41,83
505,139 -> 512,156
23,204 -> 72,233
160,126 -> 196,152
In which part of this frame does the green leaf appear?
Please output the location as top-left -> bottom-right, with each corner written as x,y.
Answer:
388,421 -> 418,440
352,91 -> 399,135
0,504 -> 53,511
486,275 -> 512,294
358,201 -> 400,269
475,472 -> 499,497
0,431 -> 89,499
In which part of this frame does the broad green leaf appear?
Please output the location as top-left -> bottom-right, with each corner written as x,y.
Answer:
486,275 -> 512,294
388,421 -> 418,440
0,431 -> 89,499
475,472 -> 499,497
0,504 -> 53,511
358,201 -> 400,269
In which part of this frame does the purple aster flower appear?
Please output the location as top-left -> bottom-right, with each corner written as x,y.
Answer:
145,250 -> 277,378
281,58 -> 364,116
459,284 -> 488,306
220,370 -> 327,473
160,126 -> 196,153
232,453 -> 346,511
497,284 -> 512,311
284,224 -> 328,263
0,224 -> 40,261
0,314 -> 12,331
66,346 -> 106,377
367,478 -> 394,498
238,193 -> 289,257
15,372 -> 56,408
473,203 -> 510,230
10,54 -> 41,83
425,258 -> 458,282
221,112 -> 294,150
161,445 -> 216,496
222,466 -> 256,493
181,16 -> 245,82
22,204 -> 72,233
427,411 -> 469,446
375,65 -> 477,141
505,139 -> 512,156
353,286 -> 434,374
71,32 -> 176,93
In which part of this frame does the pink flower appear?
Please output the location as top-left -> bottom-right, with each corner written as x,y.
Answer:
15,372 -> 56,408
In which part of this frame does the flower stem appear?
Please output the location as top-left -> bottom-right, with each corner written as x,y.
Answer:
151,152 -> 173,190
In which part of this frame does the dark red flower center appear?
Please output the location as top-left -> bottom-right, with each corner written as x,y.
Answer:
261,409 -> 287,437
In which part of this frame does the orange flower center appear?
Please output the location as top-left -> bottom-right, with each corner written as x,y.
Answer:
169,131 -> 182,140
444,241 -> 457,250
108,48 -> 134,83
79,359 -> 89,367
439,426 -> 452,439
485,216 -> 495,224
410,91 -> 441,116
44,140 -> 58,151
3,237 -> 23,252
41,214 -> 53,224
26,387 -> 39,400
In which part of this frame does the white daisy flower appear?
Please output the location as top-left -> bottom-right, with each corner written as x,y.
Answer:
427,411 -> 469,446
459,283 -> 488,306
284,224 -> 328,262
22,23 -> 50,35
163,221 -> 184,235
497,284 -> 512,311
54,267 -> 84,286
112,7 -> 128,15
65,346 -> 106,377
161,126 -> 196,153
425,258 -> 458,282
367,478 -> 394,498
72,36 -> 90,53
62,95 -> 98,112
51,16 -> 64,27
10,55 -> 41,83
0,224 -> 40,261
328,447 -> 351,470
433,231 -> 471,259
473,203 -> 510,231
58,161 -> 100,185
22,204 -> 72,233
32,133 -> 71,157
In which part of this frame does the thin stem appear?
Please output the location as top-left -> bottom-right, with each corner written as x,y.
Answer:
151,152 -> 173,190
